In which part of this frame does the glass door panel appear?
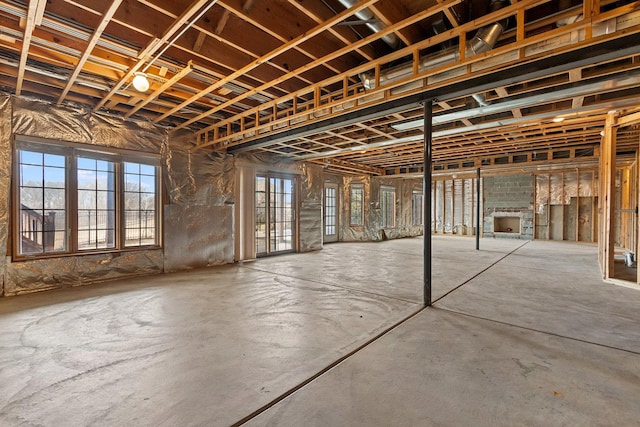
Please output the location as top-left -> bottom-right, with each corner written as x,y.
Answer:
256,175 -> 295,256
324,183 -> 338,243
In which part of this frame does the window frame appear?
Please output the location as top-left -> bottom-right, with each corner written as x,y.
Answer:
13,136 -> 162,260
349,183 -> 364,227
380,186 -> 396,229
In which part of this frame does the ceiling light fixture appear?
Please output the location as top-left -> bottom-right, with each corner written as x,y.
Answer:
552,117 -> 565,122
132,72 -> 150,92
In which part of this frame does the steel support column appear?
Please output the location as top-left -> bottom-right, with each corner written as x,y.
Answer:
423,100 -> 433,307
476,167 -> 481,250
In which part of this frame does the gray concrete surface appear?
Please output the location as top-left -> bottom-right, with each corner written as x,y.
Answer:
1,236 -> 639,426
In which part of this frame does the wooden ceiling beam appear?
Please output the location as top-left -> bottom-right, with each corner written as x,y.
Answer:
93,0 -> 212,112
124,61 -> 194,119
57,0 -> 123,106
215,1 -> 336,85
322,158 -> 385,175
197,0 -> 562,148
16,0 -> 44,95
68,0 -> 296,99
214,10 -> 230,35
193,31 -> 207,51
436,0 -> 460,27
189,0 -> 464,135
160,0 -> 381,128
286,0 -> 378,62
5,10 -> 260,120
368,2 -> 423,46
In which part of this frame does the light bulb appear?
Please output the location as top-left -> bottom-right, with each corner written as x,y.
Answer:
132,72 -> 150,92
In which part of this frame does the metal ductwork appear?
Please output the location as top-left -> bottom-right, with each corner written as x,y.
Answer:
337,0 -> 401,49
359,0 -> 510,90
432,11 -> 490,107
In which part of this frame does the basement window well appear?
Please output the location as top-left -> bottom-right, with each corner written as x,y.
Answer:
494,216 -> 520,233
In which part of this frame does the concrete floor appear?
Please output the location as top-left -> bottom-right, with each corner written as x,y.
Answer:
1,236 -> 639,426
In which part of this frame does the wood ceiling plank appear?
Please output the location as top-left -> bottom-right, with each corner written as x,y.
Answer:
157,0 -> 380,127
441,5 -> 459,27
3,7 -> 262,118
286,0 -> 378,62
124,0 -> 326,103
215,1 -> 355,85
197,0 -> 556,147
93,0 -> 213,112
57,0 -> 123,106
124,61 -> 193,119
189,0 -> 463,135
368,1 -> 423,46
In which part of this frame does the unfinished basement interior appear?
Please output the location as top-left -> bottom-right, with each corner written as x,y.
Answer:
1,0 -> 640,425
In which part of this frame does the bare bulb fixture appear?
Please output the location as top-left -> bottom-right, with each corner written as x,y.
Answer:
132,72 -> 150,92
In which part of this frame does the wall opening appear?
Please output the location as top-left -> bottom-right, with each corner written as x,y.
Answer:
494,216 -> 520,233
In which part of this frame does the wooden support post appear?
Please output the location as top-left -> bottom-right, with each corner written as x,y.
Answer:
637,149 -> 640,285
600,112 -> 617,279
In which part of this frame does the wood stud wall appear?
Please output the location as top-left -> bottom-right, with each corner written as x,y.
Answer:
431,177 -> 480,235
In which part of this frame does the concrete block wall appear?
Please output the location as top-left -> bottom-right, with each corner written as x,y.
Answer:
483,174 -> 534,239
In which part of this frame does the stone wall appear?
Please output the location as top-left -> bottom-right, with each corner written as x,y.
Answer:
483,174 -> 534,239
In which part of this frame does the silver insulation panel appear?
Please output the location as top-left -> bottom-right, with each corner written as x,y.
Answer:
162,130 -> 235,271
0,96 -> 12,295
2,94 -> 236,295
375,177 -> 423,240
536,171 -> 596,211
341,175 -> 380,241
163,205 -> 234,272
299,163 -> 323,252
6,250 -> 164,295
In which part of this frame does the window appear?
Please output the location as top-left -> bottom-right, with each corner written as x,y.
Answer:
124,162 -> 157,247
15,138 -> 160,257
350,183 -> 364,226
380,186 -> 395,228
412,191 -> 423,226
18,148 -> 67,254
77,156 -> 115,250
